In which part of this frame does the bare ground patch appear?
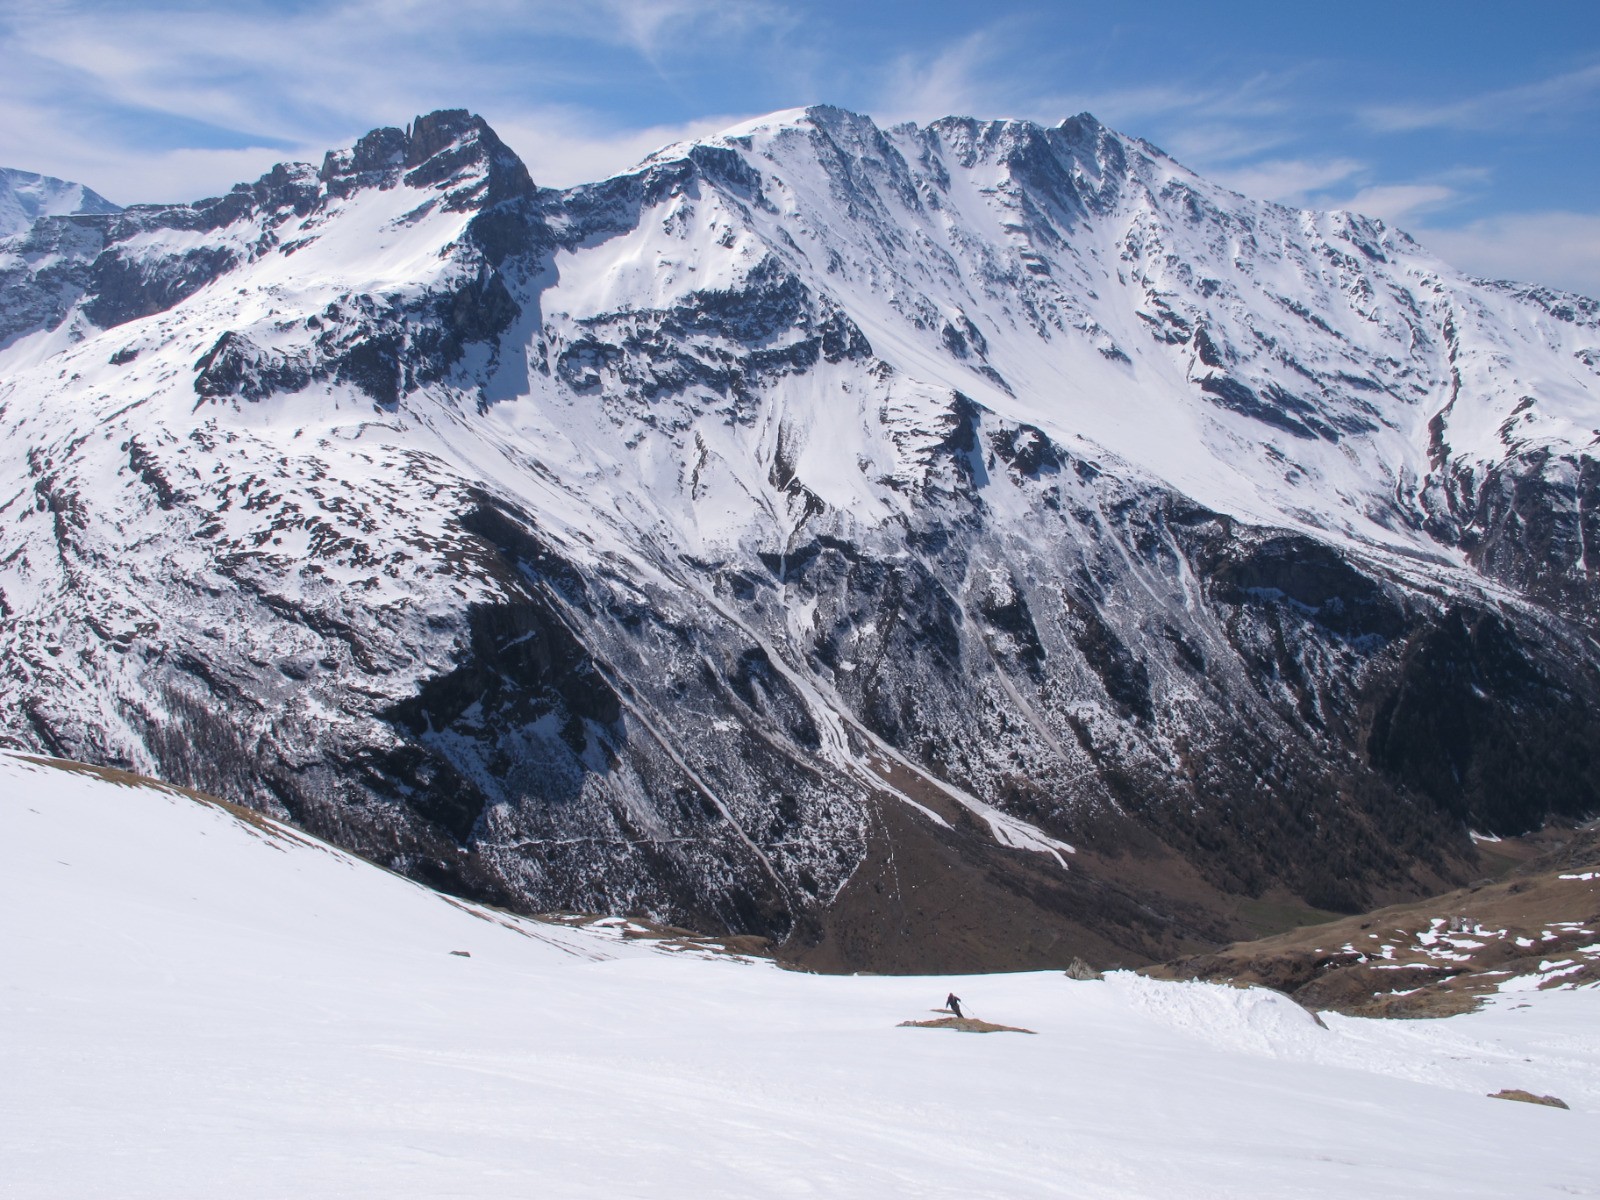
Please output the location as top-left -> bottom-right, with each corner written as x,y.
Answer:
898,1015 -> 1036,1034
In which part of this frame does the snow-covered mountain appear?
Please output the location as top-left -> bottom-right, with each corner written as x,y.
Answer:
0,166 -> 119,239
1,108 -> 1597,968
6,750 -> 1597,1199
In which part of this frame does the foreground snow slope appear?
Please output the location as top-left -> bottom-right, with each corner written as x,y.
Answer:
4,752 -> 1596,1199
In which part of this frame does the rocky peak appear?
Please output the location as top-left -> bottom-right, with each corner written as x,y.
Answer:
406,109 -> 491,168
798,104 -> 898,151
0,110 -> 540,338
1054,111 -> 1107,145
915,112 -> 1130,217
319,109 -> 535,208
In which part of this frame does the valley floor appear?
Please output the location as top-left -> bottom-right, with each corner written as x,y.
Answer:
3,752 -> 1596,1198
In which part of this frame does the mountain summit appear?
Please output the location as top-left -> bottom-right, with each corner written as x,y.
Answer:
0,166 -> 120,239
1,107 -> 1596,969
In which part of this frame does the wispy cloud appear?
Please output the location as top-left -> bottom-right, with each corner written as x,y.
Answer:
1210,157 -> 1367,205
1339,183 -> 1458,225
866,20 -> 1306,163
1153,124 -> 1294,168
1085,73 -> 1297,130
1412,210 -> 1600,298
1364,60 -> 1600,133
870,24 -> 1046,125
0,0 -> 800,202
601,0 -> 797,63
0,90 -> 321,204
494,109 -> 757,188
1210,154 -> 1493,242
0,0 -> 798,201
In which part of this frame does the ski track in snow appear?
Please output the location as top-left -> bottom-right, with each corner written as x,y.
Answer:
3,751 -> 1597,1199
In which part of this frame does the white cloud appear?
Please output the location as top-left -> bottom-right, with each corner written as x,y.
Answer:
864,24 -> 1306,155
1209,157 -> 1366,206
0,0 -> 799,202
1155,124 -> 1294,168
1412,211 -> 1600,299
1085,73 -> 1296,129
1364,60 -> 1600,133
599,0 -> 797,63
0,93 -> 319,203
52,145 -> 322,208
871,28 -> 1021,126
1208,158 -> 1473,229
1338,183 -> 1459,224
494,110 -> 755,189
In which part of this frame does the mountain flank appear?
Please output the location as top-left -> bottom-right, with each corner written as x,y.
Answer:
1,107 -> 1598,969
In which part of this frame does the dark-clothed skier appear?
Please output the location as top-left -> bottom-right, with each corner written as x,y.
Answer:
946,992 -> 963,1018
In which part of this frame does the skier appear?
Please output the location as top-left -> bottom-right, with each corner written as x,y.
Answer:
946,992 -> 963,1018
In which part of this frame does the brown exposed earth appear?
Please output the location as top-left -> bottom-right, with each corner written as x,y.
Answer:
1143,825 -> 1600,1017
772,757 -> 1491,976
1489,1089 -> 1570,1110
898,1014 -> 1037,1034
551,771 -> 1432,981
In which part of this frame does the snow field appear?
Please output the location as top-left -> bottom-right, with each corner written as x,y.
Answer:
2,750 -> 1597,1199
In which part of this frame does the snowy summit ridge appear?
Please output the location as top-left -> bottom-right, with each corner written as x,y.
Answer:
0,166 -> 120,239
1,106 -> 1597,969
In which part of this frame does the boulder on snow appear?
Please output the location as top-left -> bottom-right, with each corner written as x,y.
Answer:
898,1016 -> 1036,1034
1489,1089 -> 1569,1110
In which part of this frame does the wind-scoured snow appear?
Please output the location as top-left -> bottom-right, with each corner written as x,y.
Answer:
4,753 -> 1598,1198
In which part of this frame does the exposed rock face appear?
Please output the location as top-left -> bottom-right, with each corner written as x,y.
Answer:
1,107 -> 1598,970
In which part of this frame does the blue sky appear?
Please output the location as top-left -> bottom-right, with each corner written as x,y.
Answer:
3,0 -> 1599,295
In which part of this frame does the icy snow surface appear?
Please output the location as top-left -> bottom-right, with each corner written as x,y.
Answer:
3,752 -> 1597,1199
